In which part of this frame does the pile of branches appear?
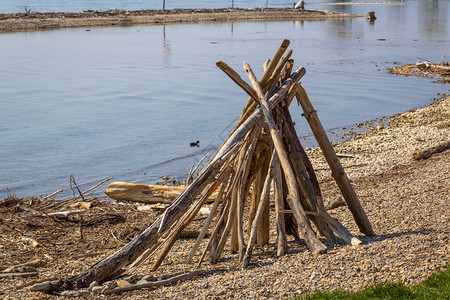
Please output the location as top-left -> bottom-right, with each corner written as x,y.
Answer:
43,39 -> 374,293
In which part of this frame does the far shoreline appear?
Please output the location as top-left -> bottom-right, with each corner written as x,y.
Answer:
0,7 -> 362,33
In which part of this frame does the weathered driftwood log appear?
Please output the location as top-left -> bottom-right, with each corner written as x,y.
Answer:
413,141 -> 450,160
0,271 -> 39,278
296,86 -> 374,236
273,159 -> 287,256
105,182 -> 184,203
278,103 -> 337,244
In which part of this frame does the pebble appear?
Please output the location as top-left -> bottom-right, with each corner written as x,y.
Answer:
116,279 -> 132,288
30,282 -> 54,292
325,195 -> 345,210
91,286 -> 104,294
141,274 -> 157,282
88,281 -> 99,291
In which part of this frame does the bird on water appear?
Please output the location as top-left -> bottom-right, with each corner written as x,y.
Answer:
190,141 -> 200,147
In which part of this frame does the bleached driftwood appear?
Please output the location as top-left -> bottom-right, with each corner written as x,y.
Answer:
105,182 -> 184,203
46,209 -> 86,218
105,182 -> 219,203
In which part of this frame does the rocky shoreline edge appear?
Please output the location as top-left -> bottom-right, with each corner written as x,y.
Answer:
0,8 -> 360,33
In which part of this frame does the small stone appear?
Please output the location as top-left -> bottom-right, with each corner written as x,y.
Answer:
116,279 -> 132,288
121,274 -> 140,283
136,279 -> 148,285
88,281 -> 99,291
91,286 -> 103,294
325,195 -> 345,210
140,274 -> 157,282
61,290 -> 80,297
30,282 -> 54,292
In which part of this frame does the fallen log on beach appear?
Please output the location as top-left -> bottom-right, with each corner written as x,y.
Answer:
105,182 -> 219,203
105,182 -> 184,203
35,39 -> 373,294
413,141 -> 450,160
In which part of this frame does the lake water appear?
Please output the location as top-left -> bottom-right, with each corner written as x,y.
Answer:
0,0 -> 449,199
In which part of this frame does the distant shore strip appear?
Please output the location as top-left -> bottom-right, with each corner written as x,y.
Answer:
0,8 -> 362,33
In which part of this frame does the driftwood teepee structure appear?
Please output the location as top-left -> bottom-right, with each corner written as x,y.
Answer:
60,39 -> 373,290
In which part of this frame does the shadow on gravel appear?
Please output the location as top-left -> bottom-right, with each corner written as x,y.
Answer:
360,228 -> 436,245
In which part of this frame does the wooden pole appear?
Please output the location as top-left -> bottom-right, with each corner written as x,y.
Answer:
273,161 -> 287,256
278,103 -> 336,243
296,86 -> 374,236
256,149 -> 271,246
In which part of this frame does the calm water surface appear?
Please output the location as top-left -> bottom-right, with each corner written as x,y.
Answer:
0,0 -> 449,198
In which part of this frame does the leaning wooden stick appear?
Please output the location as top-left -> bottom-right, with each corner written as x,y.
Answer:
273,160 -> 287,256
296,86 -> 374,236
151,181 -> 222,271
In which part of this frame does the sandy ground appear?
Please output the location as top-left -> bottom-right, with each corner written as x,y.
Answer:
0,85 -> 448,298
0,8 -> 360,33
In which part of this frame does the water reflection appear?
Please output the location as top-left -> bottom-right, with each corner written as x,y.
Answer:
162,25 -> 171,66
418,0 -> 448,39
324,0 -> 355,14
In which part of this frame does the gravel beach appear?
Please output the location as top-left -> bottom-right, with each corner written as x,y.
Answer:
1,92 -> 448,299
